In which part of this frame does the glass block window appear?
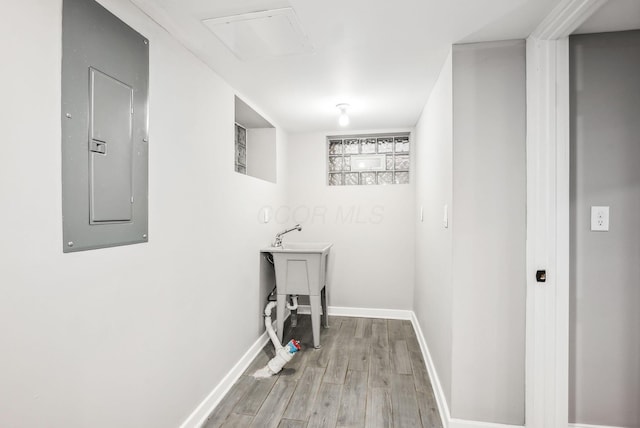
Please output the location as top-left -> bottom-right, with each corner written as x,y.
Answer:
235,124 -> 247,174
327,133 -> 410,186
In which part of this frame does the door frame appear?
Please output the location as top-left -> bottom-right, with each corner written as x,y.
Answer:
525,1 -> 608,427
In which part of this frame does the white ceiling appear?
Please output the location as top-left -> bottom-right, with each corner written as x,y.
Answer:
130,0 -> 562,132
574,0 -> 640,34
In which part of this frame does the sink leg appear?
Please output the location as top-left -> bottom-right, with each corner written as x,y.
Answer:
276,293 -> 286,345
321,287 -> 329,328
310,295 -> 322,348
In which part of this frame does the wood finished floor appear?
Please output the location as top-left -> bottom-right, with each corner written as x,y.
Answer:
202,315 -> 442,428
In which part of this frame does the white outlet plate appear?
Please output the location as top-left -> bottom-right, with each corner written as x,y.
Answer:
591,206 -> 609,231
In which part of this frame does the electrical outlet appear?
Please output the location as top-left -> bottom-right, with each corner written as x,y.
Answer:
591,206 -> 609,231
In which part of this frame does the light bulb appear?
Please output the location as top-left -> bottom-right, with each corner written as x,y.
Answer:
336,103 -> 350,127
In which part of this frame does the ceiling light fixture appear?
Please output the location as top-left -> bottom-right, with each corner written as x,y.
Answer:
337,103 -> 350,127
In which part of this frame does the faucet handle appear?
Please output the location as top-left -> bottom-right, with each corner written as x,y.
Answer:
273,224 -> 302,247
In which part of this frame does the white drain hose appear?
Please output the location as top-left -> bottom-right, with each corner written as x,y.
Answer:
264,296 -> 299,350
264,301 -> 282,350
257,297 -> 300,377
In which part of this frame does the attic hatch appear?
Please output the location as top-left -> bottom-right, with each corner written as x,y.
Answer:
203,8 -> 314,61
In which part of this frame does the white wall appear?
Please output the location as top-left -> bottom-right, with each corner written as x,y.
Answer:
451,40 -> 526,425
285,131 -> 415,310
247,128 -> 277,183
413,52 -> 454,407
569,30 -> 640,428
0,1 -> 287,427
413,41 -> 526,426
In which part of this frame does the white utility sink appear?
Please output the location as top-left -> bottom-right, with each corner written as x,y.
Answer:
261,242 -> 333,348
262,241 -> 332,253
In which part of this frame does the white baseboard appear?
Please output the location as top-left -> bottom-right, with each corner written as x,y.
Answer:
297,304 -> 413,320
178,326 -> 272,428
449,419 -> 523,428
409,313 -> 524,428
569,424 -> 627,428
410,311 -> 452,428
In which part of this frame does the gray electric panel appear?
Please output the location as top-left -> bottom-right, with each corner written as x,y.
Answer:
62,0 -> 149,252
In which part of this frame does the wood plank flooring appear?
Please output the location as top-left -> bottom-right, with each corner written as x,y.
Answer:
202,315 -> 442,428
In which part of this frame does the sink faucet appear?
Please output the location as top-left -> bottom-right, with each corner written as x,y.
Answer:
273,224 -> 302,247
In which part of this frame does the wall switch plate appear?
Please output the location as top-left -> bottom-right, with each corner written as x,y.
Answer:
263,207 -> 270,223
420,206 -> 424,222
591,206 -> 609,231
443,204 -> 449,228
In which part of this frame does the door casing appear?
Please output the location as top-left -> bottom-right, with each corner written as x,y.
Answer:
525,1 -> 608,427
